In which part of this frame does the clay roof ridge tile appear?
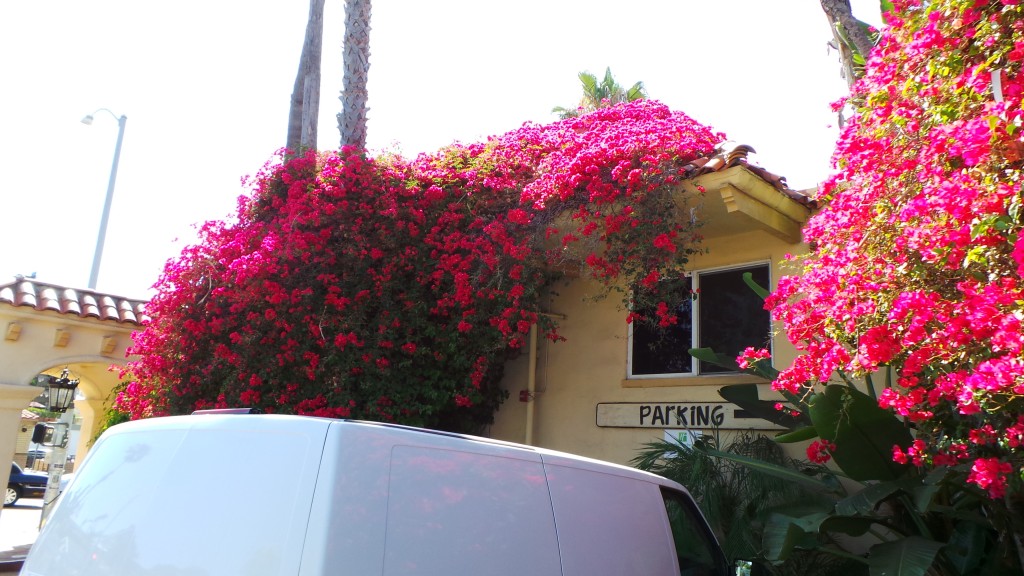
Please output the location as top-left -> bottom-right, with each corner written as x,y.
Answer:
38,288 -> 61,313
61,289 -> 82,316
0,286 -> 15,306
0,278 -> 148,326
117,300 -> 136,323
98,296 -> 118,321
15,281 -> 37,309
80,294 -> 101,319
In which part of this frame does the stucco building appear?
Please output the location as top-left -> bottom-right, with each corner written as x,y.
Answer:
0,145 -> 813,499
0,280 -> 146,513
489,145 -> 815,465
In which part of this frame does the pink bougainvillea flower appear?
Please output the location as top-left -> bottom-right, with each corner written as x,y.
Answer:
807,439 -> 837,464
118,99 -> 722,433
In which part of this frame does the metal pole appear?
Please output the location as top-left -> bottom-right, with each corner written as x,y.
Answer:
87,114 -> 127,290
39,419 -> 69,527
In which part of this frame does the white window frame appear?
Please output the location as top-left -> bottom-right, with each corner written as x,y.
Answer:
626,261 -> 772,379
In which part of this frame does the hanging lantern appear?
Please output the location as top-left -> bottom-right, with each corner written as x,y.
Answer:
46,369 -> 80,413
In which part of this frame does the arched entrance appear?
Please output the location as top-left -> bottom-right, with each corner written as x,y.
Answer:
0,278 -> 146,516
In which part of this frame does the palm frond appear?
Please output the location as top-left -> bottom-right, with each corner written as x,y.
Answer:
634,431 -> 845,572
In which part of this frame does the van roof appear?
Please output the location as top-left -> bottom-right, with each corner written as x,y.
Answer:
109,413 -> 683,490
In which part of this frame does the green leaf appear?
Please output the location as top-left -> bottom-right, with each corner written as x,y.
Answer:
809,386 -> 913,481
820,515 -> 875,537
921,465 -> 955,486
579,71 -> 598,93
763,513 -> 806,562
944,520 -> 989,574
741,271 -> 770,299
689,345 -> 779,381
880,0 -> 895,15
626,81 -> 646,102
789,511 -> 831,533
763,511 -> 830,561
718,383 -> 808,429
910,483 -> 941,513
835,477 -> 916,516
763,513 -> 809,561
868,536 -> 943,576
689,347 -> 741,371
704,447 -> 839,492
774,426 -> 818,443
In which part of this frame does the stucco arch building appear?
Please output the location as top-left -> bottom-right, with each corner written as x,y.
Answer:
0,279 -> 146,512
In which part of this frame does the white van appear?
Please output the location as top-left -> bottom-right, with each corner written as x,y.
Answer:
21,413 -> 730,576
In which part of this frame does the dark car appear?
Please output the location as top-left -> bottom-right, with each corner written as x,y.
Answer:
6,462 -> 48,506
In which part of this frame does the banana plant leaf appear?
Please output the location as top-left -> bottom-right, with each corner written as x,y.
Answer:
690,346 -> 782,382
703,447 -> 840,492
763,511 -> 829,561
910,483 -> 941,514
742,271 -> 770,299
689,347 -> 742,371
774,426 -> 818,443
717,383 -> 809,429
820,516 -> 875,538
867,536 -> 943,576
924,504 -> 992,525
809,386 -> 913,481
945,519 -> 990,575
835,477 -> 919,516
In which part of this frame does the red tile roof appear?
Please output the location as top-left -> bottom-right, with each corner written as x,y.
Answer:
685,142 -> 818,207
0,278 -> 148,326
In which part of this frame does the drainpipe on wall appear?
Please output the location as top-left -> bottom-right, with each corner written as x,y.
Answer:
525,312 -> 565,446
525,324 -> 538,446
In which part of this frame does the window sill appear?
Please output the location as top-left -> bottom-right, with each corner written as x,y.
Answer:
621,374 -> 768,388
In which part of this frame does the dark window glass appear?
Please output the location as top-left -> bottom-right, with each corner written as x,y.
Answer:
631,276 -> 694,376
662,488 -> 730,576
697,265 -> 771,374
630,264 -> 770,377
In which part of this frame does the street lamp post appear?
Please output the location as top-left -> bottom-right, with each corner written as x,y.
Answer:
81,109 -> 127,291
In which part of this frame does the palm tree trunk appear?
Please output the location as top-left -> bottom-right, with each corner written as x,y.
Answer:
286,0 -> 325,153
820,0 -> 875,65
338,0 -> 371,150
823,9 -> 858,92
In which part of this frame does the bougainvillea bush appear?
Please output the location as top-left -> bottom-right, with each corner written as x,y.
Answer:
758,0 -> 1024,527
118,100 -> 722,433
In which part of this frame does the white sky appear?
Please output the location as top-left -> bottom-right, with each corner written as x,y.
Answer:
0,1 -> 882,299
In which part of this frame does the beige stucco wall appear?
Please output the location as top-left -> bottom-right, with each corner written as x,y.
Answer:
0,305 -> 136,467
490,227 -> 806,466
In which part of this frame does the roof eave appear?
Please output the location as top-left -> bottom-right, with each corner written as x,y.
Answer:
689,166 -> 813,244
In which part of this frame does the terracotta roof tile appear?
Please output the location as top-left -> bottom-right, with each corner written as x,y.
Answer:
0,278 -> 148,326
685,141 -> 818,208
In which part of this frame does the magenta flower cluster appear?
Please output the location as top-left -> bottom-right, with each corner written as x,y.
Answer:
763,0 -> 1024,498
118,100 -> 722,432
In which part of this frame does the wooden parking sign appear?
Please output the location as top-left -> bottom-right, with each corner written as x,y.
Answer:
596,402 -> 784,430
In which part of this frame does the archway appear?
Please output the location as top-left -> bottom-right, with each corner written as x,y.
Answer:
0,278 -> 146,517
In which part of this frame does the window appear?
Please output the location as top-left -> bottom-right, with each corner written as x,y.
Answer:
545,463 -> 682,575
384,446 -> 562,575
662,488 -> 730,576
629,263 -> 771,377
